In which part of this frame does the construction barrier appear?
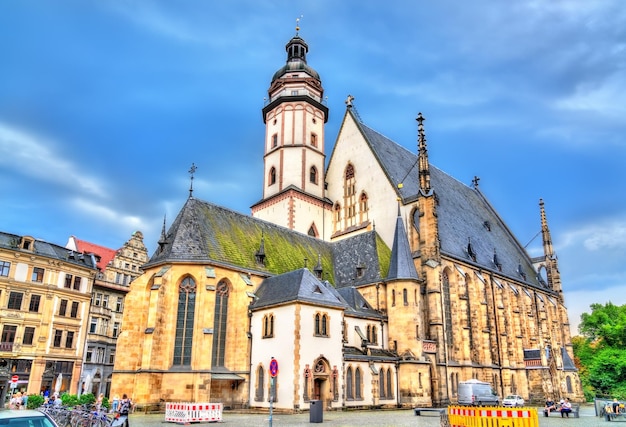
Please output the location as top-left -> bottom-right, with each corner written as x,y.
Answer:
165,402 -> 223,424
449,406 -> 538,427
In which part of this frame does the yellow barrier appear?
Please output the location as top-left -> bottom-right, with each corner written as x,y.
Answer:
448,406 -> 538,427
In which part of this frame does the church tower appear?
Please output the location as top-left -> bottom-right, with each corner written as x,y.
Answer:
251,23 -> 332,238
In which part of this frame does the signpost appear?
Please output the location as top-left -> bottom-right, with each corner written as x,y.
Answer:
10,375 -> 18,389
269,358 -> 278,427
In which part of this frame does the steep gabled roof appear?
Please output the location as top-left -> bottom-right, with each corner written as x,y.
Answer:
347,108 -> 545,289
146,197 -> 391,288
250,268 -> 346,310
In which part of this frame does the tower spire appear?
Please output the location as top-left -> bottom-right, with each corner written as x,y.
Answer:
417,112 -> 431,193
540,198 -> 554,258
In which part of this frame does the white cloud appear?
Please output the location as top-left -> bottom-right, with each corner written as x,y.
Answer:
554,71 -> 626,118
72,198 -> 144,230
0,123 -> 106,198
559,218 -> 626,252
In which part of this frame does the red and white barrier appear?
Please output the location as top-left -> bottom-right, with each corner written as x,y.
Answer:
165,402 -> 223,424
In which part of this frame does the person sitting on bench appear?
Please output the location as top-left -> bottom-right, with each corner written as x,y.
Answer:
560,398 -> 572,417
544,398 -> 557,416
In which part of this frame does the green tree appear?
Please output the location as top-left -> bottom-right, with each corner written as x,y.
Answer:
575,302 -> 626,399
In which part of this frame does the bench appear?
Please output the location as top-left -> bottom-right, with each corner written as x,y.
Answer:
414,408 -> 446,416
543,404 -> 579,418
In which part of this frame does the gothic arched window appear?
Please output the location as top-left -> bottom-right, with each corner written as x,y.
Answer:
173,276 -> 196,366
212,280 -> 230,367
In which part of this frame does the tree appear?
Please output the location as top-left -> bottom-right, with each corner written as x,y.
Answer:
575,302 -> 626,399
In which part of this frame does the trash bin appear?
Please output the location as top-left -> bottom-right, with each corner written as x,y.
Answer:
310,400 -> 323,423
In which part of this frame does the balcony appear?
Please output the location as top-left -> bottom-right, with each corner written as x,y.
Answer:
0,342 -> 14,352
90,305 -> 112,318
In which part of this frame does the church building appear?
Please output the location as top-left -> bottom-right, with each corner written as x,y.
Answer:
112,28 -> 582,411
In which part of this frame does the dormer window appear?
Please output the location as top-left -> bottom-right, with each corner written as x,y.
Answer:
21,236 -> 34,251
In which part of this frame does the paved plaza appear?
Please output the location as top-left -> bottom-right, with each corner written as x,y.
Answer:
126,404 -> 610,427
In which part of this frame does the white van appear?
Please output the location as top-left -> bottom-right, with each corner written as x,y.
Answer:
457,379 -> 499,406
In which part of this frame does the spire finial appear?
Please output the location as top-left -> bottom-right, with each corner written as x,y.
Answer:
472,176 -> 480,188
188,163 -> 197,198
296,15 -> 303,35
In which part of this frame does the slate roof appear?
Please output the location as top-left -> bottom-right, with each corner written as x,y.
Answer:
387,205 -> 419,281
336,287 -> 385,320
146,197 -> 391,288
0,231 -> 98,270
250,268 -> 346,310
351,109 -> 547,290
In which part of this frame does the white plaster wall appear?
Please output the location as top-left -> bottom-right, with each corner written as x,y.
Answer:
325,113 -> 402,248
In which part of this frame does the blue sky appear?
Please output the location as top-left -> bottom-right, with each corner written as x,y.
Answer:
1,1 -> 625,333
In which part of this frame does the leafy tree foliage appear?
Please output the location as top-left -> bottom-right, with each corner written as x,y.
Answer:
575,302 -> 626,399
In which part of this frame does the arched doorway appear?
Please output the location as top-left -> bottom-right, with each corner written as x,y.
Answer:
312,358 -> 331,408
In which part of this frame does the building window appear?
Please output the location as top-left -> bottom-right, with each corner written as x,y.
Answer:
70,301 -> 79,318
0,260 -> 10,276
391,290 -> 395,307
65,331 -> 74,348
64,274 -> 73,289
346,367 -> 353,400
344,164 -> 357,227
174,276 -> 196,366
116,297 -> 123,312
109,350 -> 115,364
94,293 -> 102,306
102,295 -> 109,308
53,330 -> 63,347
315,313 -> 329,337
1,325 -> 17,346
73,276 -> 81,290
309,166 -> 318,184
272,133 -> 278,148
31,267 -> 44,283
403,288 -> 408,306
212,280 -> 229,367
359,192 -> 369,223
255,365 -> 265,402
379,368 -> 386,398
355,367 -> 362,399
113,322 -> 120,338
86,347 -> 93,362
387,369 -> 393,398
333,203 -> 341,232
59,299 -> 68,316
263,314 -> 274,338
90,318 -> 97,334
311,133 -> 317,147
23,327 -> 35,345
115,272 -> 122,284
8,292 -> 23,310
269,167 -> 277,186
29,294 -> 41,312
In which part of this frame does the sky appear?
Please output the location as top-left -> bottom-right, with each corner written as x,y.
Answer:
1,1 -> 625,334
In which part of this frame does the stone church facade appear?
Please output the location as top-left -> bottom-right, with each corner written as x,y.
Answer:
111,30 -> 582,410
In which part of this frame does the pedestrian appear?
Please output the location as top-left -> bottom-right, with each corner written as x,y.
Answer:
112,394 -> 120,413
116,393 -> 131,427
561,398 -> 572,418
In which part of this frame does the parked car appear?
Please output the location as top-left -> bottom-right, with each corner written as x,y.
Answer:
458,379 -> 500,406
0,409 -> 60,426
502,395 -> 525,407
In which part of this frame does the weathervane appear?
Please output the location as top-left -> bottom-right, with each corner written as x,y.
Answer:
188,163 -> 197,198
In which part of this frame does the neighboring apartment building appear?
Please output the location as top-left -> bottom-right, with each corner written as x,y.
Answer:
0,232 -> 98,405
66,232 -> 148,398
